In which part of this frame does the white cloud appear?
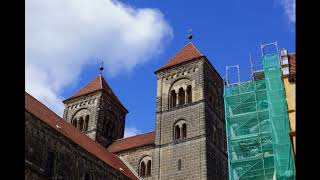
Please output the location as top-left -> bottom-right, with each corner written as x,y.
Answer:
280,0 -> 296,24
26,0 -> 173,115
124,127 -> 141,138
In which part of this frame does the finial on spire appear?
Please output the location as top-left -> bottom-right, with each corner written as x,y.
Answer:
98,61 -> 104,74
188,28 -> 193,40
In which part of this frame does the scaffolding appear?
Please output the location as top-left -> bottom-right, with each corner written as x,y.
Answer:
224,42 -> 295,180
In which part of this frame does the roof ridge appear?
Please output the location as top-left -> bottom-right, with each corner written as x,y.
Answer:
115,131 -> 155,142
99,74 -> 103,90
190,42 -> 202,55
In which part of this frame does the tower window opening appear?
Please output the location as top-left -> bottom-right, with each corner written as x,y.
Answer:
147,160 -> 152,176
178,87 -> 185,105
84,115 -> 89,131
79,117 -> 84,131
140,162 -> 146,177
170,90 -> 177,108
182,123 -> 187,138
187,85 -> 192,103
72,119 -> 77,128
175,125 -> 180,140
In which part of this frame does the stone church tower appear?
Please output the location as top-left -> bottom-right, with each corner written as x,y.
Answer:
57,42 -> 228,180
62,74 -> 128,148
152,42 -> 228,179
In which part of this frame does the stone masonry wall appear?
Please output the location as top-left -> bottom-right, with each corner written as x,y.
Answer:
25,111 -> 130,180
63,91 -> 127,148
116,145 -> 155,180
153,58 -> 209,180
63,92 -> 101,140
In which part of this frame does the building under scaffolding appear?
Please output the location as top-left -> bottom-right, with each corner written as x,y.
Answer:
224,42 -> 295,180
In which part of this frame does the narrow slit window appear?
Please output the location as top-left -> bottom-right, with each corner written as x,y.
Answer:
178,159 -> 182,171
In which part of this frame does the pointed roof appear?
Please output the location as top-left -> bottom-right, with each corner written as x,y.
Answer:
156,42 -> 203,72
25,92 -> 138,180
63,75 -> 127,112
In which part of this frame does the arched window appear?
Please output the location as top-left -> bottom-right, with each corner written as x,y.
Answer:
182,123 -> 187,138
170,90 -> 177,108
79,117 -> 84,131
178,159 -> 182,171
140,162 -> 146,177
187,85 -> 192,103
71,108 -> 90,130
84,115 -> 89,131
72,119 -> 77,128
175,125 -> 180,140
139,156 -> 152,177
178,88 -> 185,105
147,160 -> 152,176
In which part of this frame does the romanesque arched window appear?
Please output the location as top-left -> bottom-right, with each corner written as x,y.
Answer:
169,78 -> 192,109
71,108 -> 90,132
182,123 -> 187,138
174,120 -> 187,141
187,85 -> 192,103
170,90 -> 177,108
175,125 -> 180,140
79,117 -> 84,131
178,159 -> 182,171
139,156 -> 152,177
140,161 -> 146,177
147,160 -> 152,176
178,87 -> 185,105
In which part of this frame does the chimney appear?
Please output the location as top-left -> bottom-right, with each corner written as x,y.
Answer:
280,48 -> 289,76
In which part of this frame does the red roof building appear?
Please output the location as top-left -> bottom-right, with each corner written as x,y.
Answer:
25,92 -> 138,180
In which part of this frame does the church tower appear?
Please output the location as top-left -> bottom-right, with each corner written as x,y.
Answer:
62,74 -> 128,148
153,42 -> 228,179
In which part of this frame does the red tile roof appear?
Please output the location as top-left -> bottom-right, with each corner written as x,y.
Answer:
63,75 -> 127,112
25,92 -> 138,180
107,131 -> 156,153
288,53 -> 296,82
156,42 -> 203,72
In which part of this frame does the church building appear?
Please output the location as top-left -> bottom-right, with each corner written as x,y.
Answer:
25,42 -> 228,179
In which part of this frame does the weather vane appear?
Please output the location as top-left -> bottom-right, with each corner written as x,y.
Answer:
98,60 -> 104,74
188,28 -> 193,40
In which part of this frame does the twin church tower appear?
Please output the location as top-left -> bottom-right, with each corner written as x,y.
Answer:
62,42 -> 228,179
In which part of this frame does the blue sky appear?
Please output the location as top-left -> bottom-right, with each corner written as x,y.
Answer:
26,0 -> 295,137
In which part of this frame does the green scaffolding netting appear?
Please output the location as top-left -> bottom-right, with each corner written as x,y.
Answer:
263,54 -> 295,180
224,53 -> 295,180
